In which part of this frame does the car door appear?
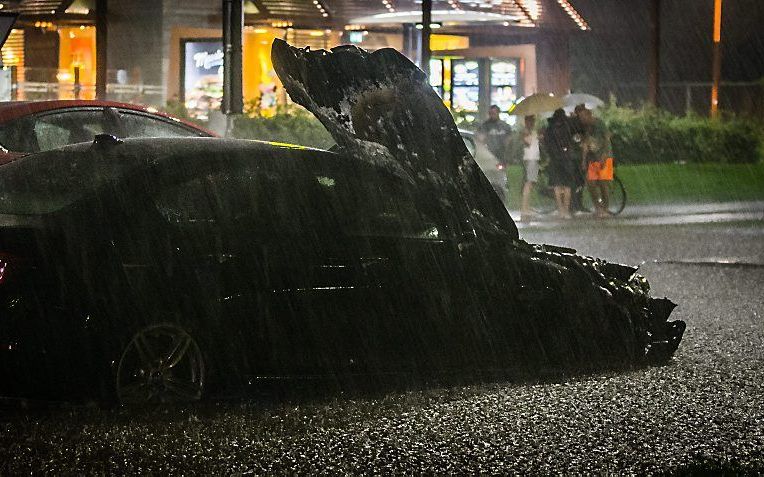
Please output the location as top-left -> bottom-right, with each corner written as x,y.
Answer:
100,164 -> 235,322
172,156 -> 377,377
309,156 -> 482,372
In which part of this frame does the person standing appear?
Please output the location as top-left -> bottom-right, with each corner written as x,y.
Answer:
543,108 -> 578,219
520,115 -> 541,221
476,105 -> 513,204
568,104 -> 589,212
580,108 -> 614,218
476,105 -> 513,165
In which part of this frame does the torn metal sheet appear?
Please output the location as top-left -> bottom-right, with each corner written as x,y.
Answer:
271,39 -> 517,239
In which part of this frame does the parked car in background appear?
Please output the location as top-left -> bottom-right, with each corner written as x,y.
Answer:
0,100 -> 216,164
0,136 -> 683,405
460,129 -> 509,205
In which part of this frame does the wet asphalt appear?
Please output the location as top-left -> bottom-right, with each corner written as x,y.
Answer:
1,213 -> 763,474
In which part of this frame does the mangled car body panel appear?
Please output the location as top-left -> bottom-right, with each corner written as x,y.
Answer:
0,42 -> 684,404
271,39 -> 685,366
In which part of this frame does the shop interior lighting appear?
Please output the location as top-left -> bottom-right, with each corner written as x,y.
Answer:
351,10 -> 522,25
382,0 -> 395,14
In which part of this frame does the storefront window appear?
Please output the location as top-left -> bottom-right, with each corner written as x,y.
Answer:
490,59 -> 518,123
58,26 -> 96,99
429,58 -> 444,98
451,59 -> 479,117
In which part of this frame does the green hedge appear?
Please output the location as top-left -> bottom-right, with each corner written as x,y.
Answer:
162,100 -> 762,165
600,106 -> 763,164
231,106 -> 334,149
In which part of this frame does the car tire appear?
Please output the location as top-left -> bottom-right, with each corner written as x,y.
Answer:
115,322 -> 206,405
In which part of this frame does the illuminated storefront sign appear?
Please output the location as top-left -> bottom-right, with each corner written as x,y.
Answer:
490,59 -> 518,121
182,40 -> 224,120
451,59 -> 480,113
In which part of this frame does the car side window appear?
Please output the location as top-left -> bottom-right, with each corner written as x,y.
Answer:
118,111 -> 202,138
33,110 -> 107,151
153,164 -> 318,236
0,119 -> 33,152
154,175 -> 218,224
315,163 -> 440,239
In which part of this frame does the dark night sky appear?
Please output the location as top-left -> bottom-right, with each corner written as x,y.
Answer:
568,0 -> 764,104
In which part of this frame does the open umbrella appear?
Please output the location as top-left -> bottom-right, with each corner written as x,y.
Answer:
563,93 -> 605,113
508,93 -> 564,116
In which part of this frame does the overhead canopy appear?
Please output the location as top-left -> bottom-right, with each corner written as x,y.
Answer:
0,0 -> 589,31
349,10 -> 524,26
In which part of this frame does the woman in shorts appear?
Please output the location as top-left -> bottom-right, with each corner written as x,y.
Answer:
520,115 -> 541,221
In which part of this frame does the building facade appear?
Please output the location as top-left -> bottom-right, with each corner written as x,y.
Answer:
0,0 -> 589,122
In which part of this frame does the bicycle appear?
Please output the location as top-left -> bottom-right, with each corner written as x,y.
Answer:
527,163 -> 626,216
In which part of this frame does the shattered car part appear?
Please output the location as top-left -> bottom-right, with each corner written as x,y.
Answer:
271,39 -> 685,365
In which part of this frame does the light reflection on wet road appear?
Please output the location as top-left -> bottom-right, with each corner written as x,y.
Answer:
1,209 -> 762,474
513,200 -> 764,231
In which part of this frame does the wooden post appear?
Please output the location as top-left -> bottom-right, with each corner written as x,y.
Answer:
710,0 -> 723,118
648,0 -> 660,108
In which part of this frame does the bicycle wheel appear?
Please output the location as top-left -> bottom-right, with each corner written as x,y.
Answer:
581,175 -> 627,215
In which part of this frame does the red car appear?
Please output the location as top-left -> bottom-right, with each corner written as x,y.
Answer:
0,100 -> 217,164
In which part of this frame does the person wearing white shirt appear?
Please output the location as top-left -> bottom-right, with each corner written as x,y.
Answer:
520,115 -> 540,221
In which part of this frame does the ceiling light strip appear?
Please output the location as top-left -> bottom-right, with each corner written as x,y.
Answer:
381,0 -> 395,14
312,0 -> 329,18
556,0 -> 589,30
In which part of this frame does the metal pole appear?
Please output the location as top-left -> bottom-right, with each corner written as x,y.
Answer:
10,65 -> 17,100
74,66 -> 81,100
222,0 -> 243,115
710,0 -> 723,118
95,0 -> 108,99
647,0 -> 660,108
421,0 -> 432,78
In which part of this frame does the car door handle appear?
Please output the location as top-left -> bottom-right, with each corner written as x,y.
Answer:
360,257 -> 389,268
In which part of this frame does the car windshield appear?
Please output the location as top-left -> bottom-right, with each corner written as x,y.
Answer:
0,149 -> 143,215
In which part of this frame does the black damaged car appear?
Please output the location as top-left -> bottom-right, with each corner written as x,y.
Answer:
0,135 -> 683,404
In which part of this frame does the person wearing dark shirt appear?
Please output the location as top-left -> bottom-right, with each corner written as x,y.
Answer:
568,104 -> 588,212
476,105 -> 513,165
542,108 -> 578,219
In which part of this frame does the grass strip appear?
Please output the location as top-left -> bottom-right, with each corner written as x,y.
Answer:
502,162 -> 764,208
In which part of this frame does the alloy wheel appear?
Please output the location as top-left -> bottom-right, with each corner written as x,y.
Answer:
116,323 -> 205,405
